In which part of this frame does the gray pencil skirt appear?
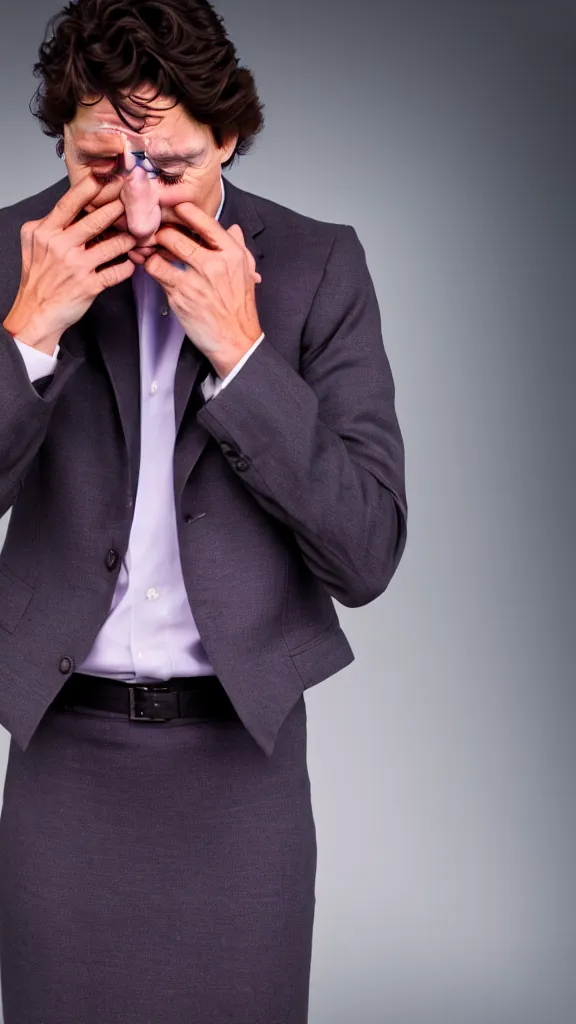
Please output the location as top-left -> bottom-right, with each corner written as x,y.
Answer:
0,690 -> 317,1024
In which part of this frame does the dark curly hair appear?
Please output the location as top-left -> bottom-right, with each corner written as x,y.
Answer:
29,0 -> 265,169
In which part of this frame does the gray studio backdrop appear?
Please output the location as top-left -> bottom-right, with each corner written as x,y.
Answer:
1,1 -> 575,1022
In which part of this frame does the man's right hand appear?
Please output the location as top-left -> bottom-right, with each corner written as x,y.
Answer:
3,175 -> 137,356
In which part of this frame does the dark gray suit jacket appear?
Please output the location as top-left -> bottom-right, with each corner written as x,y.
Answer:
0,173 -> 407,757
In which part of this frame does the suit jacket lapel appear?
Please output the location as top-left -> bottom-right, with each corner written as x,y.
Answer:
83,272 -> 142,498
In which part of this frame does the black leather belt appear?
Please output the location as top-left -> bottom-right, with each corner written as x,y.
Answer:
54,672 -> 241,723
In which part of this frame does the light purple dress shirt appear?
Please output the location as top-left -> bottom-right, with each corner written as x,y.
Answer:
13,176 -> 265,682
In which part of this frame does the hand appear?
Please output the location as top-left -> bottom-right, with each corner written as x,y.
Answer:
3,176 -> 137,355
141,202 -> 263,379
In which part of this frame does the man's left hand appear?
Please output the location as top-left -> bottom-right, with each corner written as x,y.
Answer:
143,201 -> 263,379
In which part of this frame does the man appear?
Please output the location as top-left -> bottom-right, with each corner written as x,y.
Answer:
0,0 -> 407,1021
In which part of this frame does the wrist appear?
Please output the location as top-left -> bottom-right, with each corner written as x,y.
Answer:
3,317 -> 61,356
210,331 -> 264,379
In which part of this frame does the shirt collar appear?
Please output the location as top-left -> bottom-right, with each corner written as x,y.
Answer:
215,175 -> 225,221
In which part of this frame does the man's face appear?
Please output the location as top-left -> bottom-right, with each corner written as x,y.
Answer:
64,83 -> 237,264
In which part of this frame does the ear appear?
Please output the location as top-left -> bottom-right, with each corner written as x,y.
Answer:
219,132 -> 239,166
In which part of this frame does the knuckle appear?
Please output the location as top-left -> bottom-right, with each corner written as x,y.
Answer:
88,272 -> 103,296
98,262 -> 130,290
33,225 -> 49,247
63,246 -> 80,267
20,220 -> 36,240
115,234 -> 134,255
46,233 -> 63,256
181,241 -> 196,261
52,198 -> 68,218
96,267 -> 113,289
91,206 -> 118,235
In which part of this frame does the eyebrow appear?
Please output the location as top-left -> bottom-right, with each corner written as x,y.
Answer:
75,145 -> 205,164
149,147 -> 206,165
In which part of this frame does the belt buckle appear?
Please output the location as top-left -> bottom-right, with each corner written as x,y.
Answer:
128,684 -> 179,722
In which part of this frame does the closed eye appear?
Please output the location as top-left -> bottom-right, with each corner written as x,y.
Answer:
93,170 -> 185,187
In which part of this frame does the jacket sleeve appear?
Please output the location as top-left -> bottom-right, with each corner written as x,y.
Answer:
196,223 -> 408,608
0,327 -> 84,517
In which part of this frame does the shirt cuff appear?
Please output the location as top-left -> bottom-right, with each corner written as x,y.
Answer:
208,333 -> 265,400
13,337 -> 60,381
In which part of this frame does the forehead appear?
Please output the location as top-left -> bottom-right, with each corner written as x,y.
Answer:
72,93 -> 207,144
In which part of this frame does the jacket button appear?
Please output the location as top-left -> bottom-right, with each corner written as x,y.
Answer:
105,549 -> 119,571
59,657 -> 73,674
221,442 -> 240,459
234,457 -> 250,472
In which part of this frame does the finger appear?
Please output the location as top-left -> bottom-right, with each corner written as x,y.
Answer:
227,224 -> 245,246
245,247 -> 258,274
227,224 -> 257,272
84,231 -> 137,271
44,173 -> 120,233
172,201 -> 232,251
127,248 -> 147,266
153,226 -> 204,265
153,245 -> 182,265
83,175 -> 126,210
94,255 -> 136,293
227,226 -> 260,284
20,218 -> 42,266
163,224 -> 215,251
143,252 -> 181,287
69,199 -> 127,248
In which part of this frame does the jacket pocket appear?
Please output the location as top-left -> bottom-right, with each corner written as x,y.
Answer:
0,565 -> 34,633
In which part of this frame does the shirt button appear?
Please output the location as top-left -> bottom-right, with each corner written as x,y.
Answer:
150,380 -> 158,394
161,306 -> 169,316
146,588 -> 161,601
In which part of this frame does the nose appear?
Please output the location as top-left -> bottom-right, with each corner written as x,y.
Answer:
120,151 -> 162,243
